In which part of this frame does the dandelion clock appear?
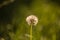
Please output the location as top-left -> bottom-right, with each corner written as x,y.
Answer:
26,15 -> 38,40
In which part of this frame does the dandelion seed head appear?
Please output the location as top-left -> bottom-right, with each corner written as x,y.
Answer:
26,15 -> 38,26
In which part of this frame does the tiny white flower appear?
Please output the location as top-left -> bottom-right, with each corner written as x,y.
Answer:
26,15 -> 38,26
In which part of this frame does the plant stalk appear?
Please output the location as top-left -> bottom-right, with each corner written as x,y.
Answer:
30,24 -> 32,40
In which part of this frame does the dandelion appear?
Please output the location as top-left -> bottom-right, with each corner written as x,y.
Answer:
26,15 -> 38,40
26,15 -> 38,26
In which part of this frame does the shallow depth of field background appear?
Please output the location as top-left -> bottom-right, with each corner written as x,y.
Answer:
0,0 -> 60,40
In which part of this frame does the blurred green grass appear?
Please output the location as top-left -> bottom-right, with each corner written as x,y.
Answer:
7,0 -> 60,40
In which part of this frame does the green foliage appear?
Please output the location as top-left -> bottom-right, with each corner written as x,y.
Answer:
0,0 -> 60,40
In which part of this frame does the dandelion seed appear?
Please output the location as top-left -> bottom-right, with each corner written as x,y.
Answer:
26,15 -> 38,26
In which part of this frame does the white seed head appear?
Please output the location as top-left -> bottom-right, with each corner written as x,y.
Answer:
26,15 -> 38,26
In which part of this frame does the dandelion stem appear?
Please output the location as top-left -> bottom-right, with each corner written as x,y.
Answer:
30,24 -> 32,40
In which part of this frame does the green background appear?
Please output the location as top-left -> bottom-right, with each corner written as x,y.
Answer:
0,0 -> 60,40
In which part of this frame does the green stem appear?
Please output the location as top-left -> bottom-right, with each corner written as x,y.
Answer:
30,25 -> 32,40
